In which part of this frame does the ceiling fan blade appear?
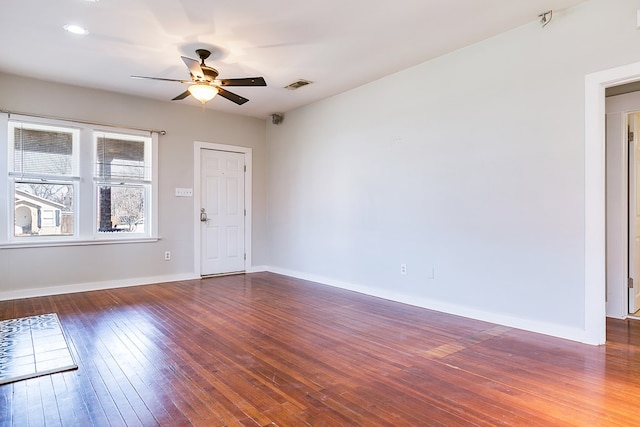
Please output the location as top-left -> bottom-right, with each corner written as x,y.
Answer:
181,56 -> 205,80
131,75 -> 191,84
218,77 -> 266,87
172,90 -> 191,101
217,88 -> 249,105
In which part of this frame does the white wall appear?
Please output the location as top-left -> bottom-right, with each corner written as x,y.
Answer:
265,0 -> 640,342
0,72 -> 267,297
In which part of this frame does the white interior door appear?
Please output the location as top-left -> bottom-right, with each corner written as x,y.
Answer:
629,113 -> 640,314
200,149 -> 245,276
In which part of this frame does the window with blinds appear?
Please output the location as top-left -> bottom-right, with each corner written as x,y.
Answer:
3,114 -> 156,243
9,122 -> 78,238
94,132 -> 150,234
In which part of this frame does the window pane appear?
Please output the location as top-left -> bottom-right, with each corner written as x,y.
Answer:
96,136 -> 146,180
97,185 -> 145,233
13,127 -> 73,175
14,182 -> 74,237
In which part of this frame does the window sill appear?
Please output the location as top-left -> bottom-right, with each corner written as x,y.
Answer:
0,236 -> 160,249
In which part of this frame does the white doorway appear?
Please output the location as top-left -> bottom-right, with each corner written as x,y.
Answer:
605,95 -> 640,319
628,113 -> 640,315
193,142 -> 252,277
585,62 -> 640,345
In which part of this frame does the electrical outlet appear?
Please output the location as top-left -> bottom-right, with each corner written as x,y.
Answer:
164,251 -> 171,261
400,264 -> 407,275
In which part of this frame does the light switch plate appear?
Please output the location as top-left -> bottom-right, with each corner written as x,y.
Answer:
175,188 -> 193,197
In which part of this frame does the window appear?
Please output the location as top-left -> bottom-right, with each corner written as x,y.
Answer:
1,113 -> 157,245
9,122 -> 78,238
95,132 -> 150,234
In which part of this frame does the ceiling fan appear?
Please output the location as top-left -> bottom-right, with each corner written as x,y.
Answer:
131,49 -> 266,105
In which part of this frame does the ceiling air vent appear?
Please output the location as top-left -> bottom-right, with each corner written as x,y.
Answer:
284,79 -> 313,90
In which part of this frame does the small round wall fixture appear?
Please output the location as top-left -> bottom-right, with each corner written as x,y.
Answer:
271,113 -> 284,125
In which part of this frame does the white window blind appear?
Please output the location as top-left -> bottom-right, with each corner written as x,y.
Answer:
11,122 -> 77,178
95,134 -> 148,181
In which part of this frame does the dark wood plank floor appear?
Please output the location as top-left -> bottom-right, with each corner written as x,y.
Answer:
1,272 -> 639,426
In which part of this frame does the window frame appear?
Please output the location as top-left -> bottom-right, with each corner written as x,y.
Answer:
93,129 -> 152,238
9,120 -> 80,241
0,113 -> 158,247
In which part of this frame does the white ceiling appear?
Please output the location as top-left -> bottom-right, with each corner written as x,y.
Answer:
1,0 -> 587,119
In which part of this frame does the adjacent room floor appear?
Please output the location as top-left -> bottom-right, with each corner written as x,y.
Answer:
0,272 -> 638,426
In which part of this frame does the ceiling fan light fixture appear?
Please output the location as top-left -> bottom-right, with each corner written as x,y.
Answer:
133,49 -> 265,106
188,84 -> 218,104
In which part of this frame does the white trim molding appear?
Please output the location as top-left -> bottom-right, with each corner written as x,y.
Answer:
267,266 -> 589,343
585,61 -> 640,345
0,272 -> 199,302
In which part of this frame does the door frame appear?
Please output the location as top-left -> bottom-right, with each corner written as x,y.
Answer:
586,61 -> 640,345
629,113 -> 640,315
193,141 -> 252,276
604,100 -> 640,319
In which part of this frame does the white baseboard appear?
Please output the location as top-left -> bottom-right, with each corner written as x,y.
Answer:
0,264 -> 265,301
0,264 -> 592,344
246,265 -> 268,273
266,266 -> 591,345
0,272 -> 199,301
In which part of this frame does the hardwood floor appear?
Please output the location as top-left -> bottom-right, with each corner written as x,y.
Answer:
0,272 -> 639,426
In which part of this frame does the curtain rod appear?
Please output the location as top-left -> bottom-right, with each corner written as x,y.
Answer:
0,108 -> 166,135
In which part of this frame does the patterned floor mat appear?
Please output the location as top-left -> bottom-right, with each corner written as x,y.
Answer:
0,313 -> 77,385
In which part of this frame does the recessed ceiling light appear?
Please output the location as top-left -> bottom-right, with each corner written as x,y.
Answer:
63,24 -> 89,35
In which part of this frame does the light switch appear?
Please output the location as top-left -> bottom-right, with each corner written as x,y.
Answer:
175,188 -> 193,197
